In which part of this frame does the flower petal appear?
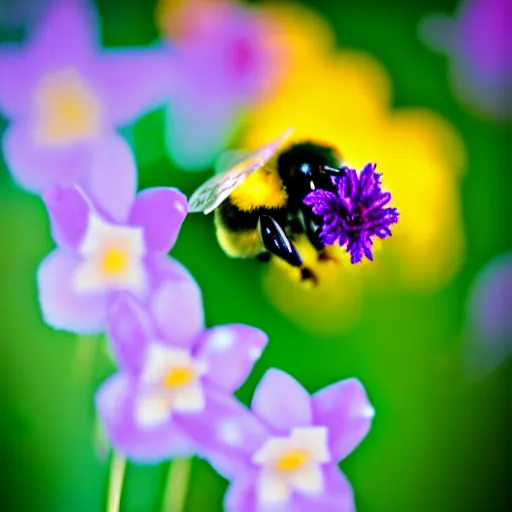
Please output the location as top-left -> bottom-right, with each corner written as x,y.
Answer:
251,369 -> 312,434
2,122 -> 91,193
129,187 -> 188,254
177,388 -> 268,479
95,373 -> 194,462
0,49 -> 29,118
37,249 -> 106,334
107,294 -> 155,375
289,463 -> 324,496
311,378 -> 374,461
135,388 -> 172,428
147,254 -> 195,292
87,134 -> 137,222
99,47 -> 172,125
29,0 -> 99,62
224,473 -> 258,512
293,466 -> 355,512
42,184 -> 91,250
258,468 -> 291,505
196,324 -> 268,392
151,276 -> 205,347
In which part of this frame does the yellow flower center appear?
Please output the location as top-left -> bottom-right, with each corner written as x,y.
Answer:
34,68 -> 102,145
276,450 -> 309,472
163,367 -> 195,388
101,248 -> 128,276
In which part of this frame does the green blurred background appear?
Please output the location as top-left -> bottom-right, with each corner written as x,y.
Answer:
1,0 -> 511,510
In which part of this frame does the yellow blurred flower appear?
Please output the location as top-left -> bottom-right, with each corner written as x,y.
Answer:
245,3 -> 466,335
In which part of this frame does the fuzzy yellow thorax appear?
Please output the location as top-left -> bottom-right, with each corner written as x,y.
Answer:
229,168 -> 287,211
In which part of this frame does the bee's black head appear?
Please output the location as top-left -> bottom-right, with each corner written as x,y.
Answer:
276,141 -> 343,206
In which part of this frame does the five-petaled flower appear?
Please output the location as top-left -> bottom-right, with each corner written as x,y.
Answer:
0,0 -> 170,213
304,163 -> 399,264
201,369 -> 374,512
95,292 -> 268,461
38,182 -> 191,334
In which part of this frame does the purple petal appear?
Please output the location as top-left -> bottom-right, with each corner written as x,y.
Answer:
29,0 -> 99,63
42,184 -> 91,250
303,189 -> 337,208
96,373 -> 194,462
87,134 -> 137,222
251,369 -> 312,434
347,241 -> 364,264
347,169 -> 359,198
99,48 -> 172,125
146,254 -> 195,293
293,466 -> 355,512
150,276 -> 205,347
2,122 -> 91,193
177,388 -> 268,479
358,162 -> 376,192
129,187 -> 188,254
375,227 -> 392,239
107,294 -> 155,375
366,192 -> 391,212
37,249 -> 106,334
336,170 -> 352,200
224,473 -> 258,512
363,243 -> 373,261
311,378 -> 374,461
0,49 -> 27,118
196,325 -> 268,392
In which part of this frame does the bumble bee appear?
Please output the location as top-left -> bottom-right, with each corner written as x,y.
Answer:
188,128 -> 346,284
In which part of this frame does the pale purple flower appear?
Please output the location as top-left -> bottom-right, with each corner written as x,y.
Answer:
0,0 -> 171,208
37,182 -> 191,335
419,0 -> 512,120
464,251 -> 512,377
201,369 -> 375,512
95,292 -> 268,462
164,2 -> 280,171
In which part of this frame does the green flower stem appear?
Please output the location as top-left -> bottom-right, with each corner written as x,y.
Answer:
107,452 -> 126,512
162,458 -> 192,512
71,334 -> 100,385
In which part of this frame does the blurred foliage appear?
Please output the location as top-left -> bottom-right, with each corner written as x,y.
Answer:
1,0 -> 511,511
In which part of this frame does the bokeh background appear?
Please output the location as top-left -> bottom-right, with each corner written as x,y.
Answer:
1,0 -> 511,510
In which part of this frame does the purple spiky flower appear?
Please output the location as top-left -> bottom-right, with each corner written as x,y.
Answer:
303,163 -> 399,264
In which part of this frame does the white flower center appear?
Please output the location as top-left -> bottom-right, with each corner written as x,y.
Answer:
252,426 -> 331,504
135,344 -> 207,428
72,213 -> 147,296
33,68 -> 103,146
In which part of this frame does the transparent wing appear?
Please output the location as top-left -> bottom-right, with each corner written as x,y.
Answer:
214,150 -> 253,176
188,128 -> 294,215
188,154 -> 266,214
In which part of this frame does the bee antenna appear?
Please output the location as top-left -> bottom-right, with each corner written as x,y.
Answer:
320,165 -> 347,176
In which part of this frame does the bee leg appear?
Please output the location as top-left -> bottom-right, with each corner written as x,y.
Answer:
258,214 -> 318,284
302,211 -> 339,264
257,252 -> 271,263
318,248 -> 340,264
